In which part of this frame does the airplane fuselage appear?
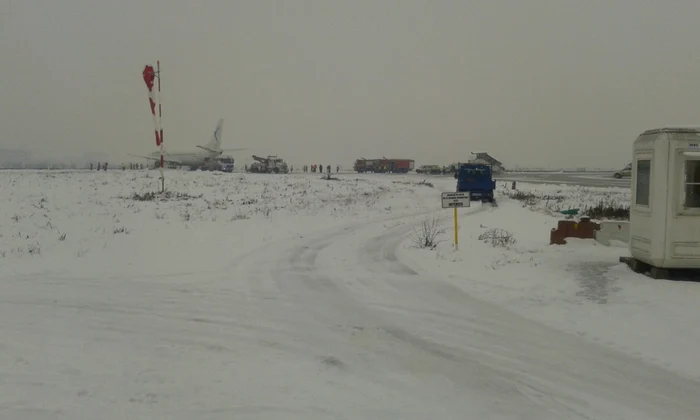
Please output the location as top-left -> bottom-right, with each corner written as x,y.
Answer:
149,150 -> 220,168
133,119 -> 245,169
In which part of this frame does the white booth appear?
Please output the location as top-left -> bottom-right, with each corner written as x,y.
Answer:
629,126 -> 700,277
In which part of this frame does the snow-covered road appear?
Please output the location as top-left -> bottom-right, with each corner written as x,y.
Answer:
2,171 -> 700,419
233,210 -> 700,419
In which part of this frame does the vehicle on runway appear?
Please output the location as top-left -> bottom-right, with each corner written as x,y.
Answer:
454,163 -> 496,204
247,155 -> 289,174
613,163 -> 632,179
201,156 -> 235,172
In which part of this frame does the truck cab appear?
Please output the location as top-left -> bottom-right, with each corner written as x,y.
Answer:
454,163 -> 496,202
216,157 -> 235,172
201,156 -> 235,172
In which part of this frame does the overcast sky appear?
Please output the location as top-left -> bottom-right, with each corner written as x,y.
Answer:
2,0 -> 700,168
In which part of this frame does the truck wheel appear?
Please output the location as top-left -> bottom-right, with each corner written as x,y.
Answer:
614,173 -> 622,179
273,167 -> 280,173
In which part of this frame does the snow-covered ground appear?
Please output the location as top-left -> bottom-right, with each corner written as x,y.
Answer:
496,181 -> 631,215
401,184 -> 700,380
1,170 -> 699,419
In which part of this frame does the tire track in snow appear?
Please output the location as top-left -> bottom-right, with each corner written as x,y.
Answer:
239,207 -> 605,418
234,205 -> 700,419
308,206 -> 700,419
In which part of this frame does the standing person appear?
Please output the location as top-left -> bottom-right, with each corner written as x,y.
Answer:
327,165 -> 331,173
336,165 -> 339,173
97,162 -> 101,171
90,163 -> 93,171
319,165 -> 323,173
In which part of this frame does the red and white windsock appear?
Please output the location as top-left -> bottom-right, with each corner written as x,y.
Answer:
142,65 -> 163,148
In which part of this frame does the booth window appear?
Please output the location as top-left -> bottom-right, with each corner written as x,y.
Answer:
635,159 -> 651,206
684,160 -> 700,208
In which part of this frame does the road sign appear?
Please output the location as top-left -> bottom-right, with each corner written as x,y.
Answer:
441,192 -> 470,208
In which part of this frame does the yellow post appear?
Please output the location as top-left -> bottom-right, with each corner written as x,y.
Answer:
454,207 -> 459,250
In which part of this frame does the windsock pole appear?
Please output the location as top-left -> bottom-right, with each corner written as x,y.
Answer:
142,62 -> 165,192
157,60 -> 164,192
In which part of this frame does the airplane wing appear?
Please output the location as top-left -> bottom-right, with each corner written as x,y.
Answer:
196,146 -> 248,153
195,145 -> 221,154
127,154 -> 185,166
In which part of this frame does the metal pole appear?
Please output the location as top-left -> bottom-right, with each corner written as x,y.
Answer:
454,207 -> 459,250
157,60 -> 164,192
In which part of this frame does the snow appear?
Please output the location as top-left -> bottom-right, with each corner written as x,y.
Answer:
400,184 -> 700,381
497,181 -> 631,216
0,171 -> 431,278
2,170 -> 700,419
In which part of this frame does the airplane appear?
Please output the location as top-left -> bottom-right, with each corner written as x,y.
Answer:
130,119 -> 246,170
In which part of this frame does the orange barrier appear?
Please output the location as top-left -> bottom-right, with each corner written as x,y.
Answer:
550,217 -> 600,245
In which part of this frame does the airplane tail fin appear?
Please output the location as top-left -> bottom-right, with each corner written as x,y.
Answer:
203,119 -> 224,151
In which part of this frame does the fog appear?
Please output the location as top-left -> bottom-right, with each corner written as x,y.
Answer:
2,0 -> 700,169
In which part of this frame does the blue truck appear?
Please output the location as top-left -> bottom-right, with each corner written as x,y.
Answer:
453,163 -> 496,203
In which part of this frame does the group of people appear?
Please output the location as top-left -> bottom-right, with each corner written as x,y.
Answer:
89,162 -> 145,171
300,164 -> 340,173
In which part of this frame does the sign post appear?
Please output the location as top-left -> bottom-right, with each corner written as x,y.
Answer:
441,192 -> 470,250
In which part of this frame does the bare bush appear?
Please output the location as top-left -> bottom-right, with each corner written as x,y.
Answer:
392,179 -> 434,188
507,189 -> 630,220
205,198 -> 229,210
128,191 -> 203,202
113,226 -> 129,234
27,243 -> 41,255
411,214 -> 446,249
231,210 -> 250,221
130,192 -> 159,201
583,199 -> 629,220
490,253 -> 527,269
478,228 -> 516,248
32,197 -> 47,209
508,190 -> 565,206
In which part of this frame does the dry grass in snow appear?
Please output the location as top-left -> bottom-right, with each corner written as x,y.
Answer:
0,170 -> 438,278
497,182 -> 630,220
